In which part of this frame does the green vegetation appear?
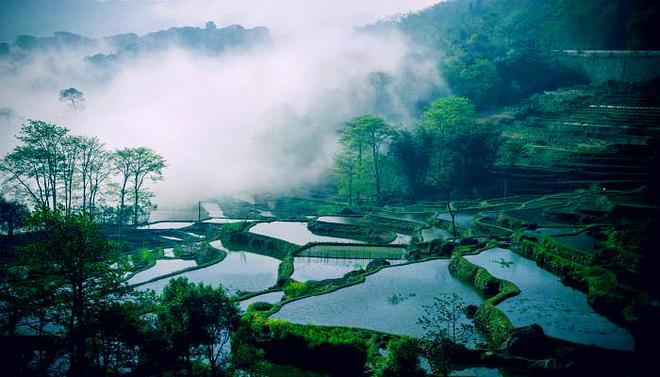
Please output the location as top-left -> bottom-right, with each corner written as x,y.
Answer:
277,254 -> 294,285
335,95 -> 498,203
2,210 -> 134,375
335,115 -> 395,204
307,219 -> 396,243
418,293 -> 477,377
225,227 -> 297,260
0,120 -> 166,225
158,277 -> 240,377
448,256 -> 518,346
113,147 -> 166,225
236,316 -> 381,376
131,247 -> 164,270
1,210 -> 249,376
372,337 -> 425,377
59,87 -> 84,107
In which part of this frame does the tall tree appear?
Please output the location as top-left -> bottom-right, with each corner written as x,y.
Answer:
59,87 -> 85,108
339,116 -> 394,202
128,147 -> 166,225
420,96 -> 497,196
158,277 -> 240,377
78,137 -> 110,218
5,210 -> 132,376
334,149 -> 358,206
0,120 -> 68,210
112,149 -> 133,225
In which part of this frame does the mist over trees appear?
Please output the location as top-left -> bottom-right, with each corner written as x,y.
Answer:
0,120 -> 166,225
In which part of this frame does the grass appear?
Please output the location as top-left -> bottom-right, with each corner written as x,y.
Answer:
298,244 -> 405,259
130,247 -> 163,270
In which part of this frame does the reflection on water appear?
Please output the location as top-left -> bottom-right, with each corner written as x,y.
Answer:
128,259 -> 197,285
273,259 -> 481,337
291,256 -> 407,282
138,221 -> 194,230
437,212 -> 474,227
421,227 -> 451,242
466,248 -> 634,350
249,221 -> 364,245
316,216 -> 362,225
138,250 -> 279,295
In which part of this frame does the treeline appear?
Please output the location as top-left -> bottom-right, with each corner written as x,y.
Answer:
334,96 -> 498,204
371,0 -> 660,111
0,210 -> 244,377
0,120 -> 166,225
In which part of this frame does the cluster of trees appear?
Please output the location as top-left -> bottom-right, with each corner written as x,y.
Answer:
0,120 -> 166,225
1,210 -> 241,376
334,96 -> 498,204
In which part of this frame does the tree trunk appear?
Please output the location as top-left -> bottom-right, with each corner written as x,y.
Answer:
133,184 -> 139,225
447,199 -> 457,240
348,171 -> 353,207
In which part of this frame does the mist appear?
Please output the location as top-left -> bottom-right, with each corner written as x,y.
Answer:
0,1 -> 443,208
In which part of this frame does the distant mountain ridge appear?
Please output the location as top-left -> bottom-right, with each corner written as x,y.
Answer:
0,21 -> 270,60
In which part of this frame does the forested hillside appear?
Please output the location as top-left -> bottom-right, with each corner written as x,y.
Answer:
371,0 -> 660,110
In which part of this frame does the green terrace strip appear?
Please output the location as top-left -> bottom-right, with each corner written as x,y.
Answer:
128,241 -> 228,288
512,233 -> 639,326
296,244 -> 406,260
225,223 -> 298,260
307,219 -> 397,244
448,254 -> 520,347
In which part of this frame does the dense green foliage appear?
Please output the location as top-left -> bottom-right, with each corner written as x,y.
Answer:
372,338 -> 425,377
157,277 -> 240,377
0,211 -> 251,376
335,96 -> 498,202
371,0 -> 660,110
1,210 -> 134,376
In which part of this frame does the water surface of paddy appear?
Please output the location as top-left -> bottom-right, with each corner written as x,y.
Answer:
128,259 -> 197,285
249,221 -> 364,245
466,248 -> 634,350
436,212 -> 475,227
138,250 -> 279,295
272,259 -> 481,337
138,221 -> 194,230
239,291 -> 285,311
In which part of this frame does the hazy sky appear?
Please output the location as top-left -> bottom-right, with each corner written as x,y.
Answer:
0,0 -> 441,42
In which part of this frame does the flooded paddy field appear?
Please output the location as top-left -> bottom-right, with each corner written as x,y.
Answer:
249,221 -> 365,245
466,248 -> 634,350
272,259 -> 482,337
137,250 -> 280,295
128,259 -> 197,285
